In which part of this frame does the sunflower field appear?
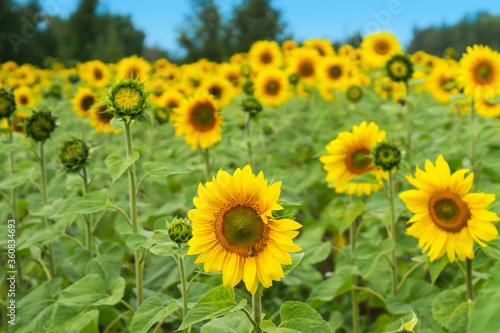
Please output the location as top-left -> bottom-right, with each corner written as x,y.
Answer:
2,32 -> 500,333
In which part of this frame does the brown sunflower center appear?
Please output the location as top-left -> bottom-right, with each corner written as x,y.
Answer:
429,190 -> 470,233
19,95 -> 28,105
167,100 -> 178,109
261,52 -> 272,64
94,68 -> 103,80
190,102 -> 216,132
215,204 -> 270,257
208,85 -> 222,99
81,95 -> 95,111
128,67 -> 140,79
474,62 -> 493,84
299,61 -> 314,77
97,105 -> 113,123
346,147 -> 373,174
329,65 -> 342,79
314,47 -> 325,56
265,80 -> 280,95
375,41 -> 389,55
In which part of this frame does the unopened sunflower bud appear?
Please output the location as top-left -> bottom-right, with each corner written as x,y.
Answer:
0,88 -> 16,119
288,73 -> 300,86
240,64 -> 252,78
26,108 -> 57,142
153,106 -> 170,124
67,74 -> 80,85
386,54 -> 414,83
58,139 -> 89,171
346,85 -> 363,103
241,96 -> 262,115
107,78 -> 149,119
167,217 -> 193,244
243,80 -> 254,95
373,142 -> 401,171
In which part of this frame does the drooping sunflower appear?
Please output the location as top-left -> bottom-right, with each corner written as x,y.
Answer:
187,165 -> 302,294
286,47 -> 321,86
71,87 -> 97,118
303,38 -> 335,57
249,40 -> 283,72
458,44 -> 500,100
14,86 -> 36,107
172,91 -> 222,150
474,98 -> 500,118
82,60 -> 110,88
361,32 -> 403,69
89,104 -> 119,134
400,155 -> 498,262
320,121 -> 388,196
254,69 -> 293,107
117,55 -> 151,82
199,76 -> 236,109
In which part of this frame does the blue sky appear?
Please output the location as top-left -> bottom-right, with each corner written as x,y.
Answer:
27,0 -> 500,57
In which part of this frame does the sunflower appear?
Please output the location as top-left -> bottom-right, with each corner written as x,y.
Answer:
320,122 -> 388,196
319,56 -> 352,91
172,91 -> 222,150
89,104 -> 119,134
157,89 -> 183,114
400,155 -> 498,262
303,38 -> 335,57
157,65 -> 180,84
9,110 -> 30,134
424,64 -> 459,104
338,45 -> 354,57
187,165 -> 302,294
14,86 -> 36,107
287,47 -> 320,86
374,77 -> 407,103
386,54 -> 414,82
117,55 -> 151,82
474,99 -> 500,118
199,76 -> 236,109
71,87 -> 97,118
458,45 -> 500,100
1,61 -> 18,74
219,63 -> 242,90
254,69 -> 293,107
282,40 -> 298,56
361,32 -> 403,69
249,41 -> 283,72
146,79 -> 167,105
82,60 -> 110,88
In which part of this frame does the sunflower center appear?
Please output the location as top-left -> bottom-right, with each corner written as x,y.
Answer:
216,204 -> 270,257
299,61 -> 314,77
19,96 -> 28,105
81,95 -> 95,111
114,86 -> 142,111
265,80 -> 280,95
389,62 -> 407,77
314,47 -> 325,56
190,102 -> 216,132
94,68 -> 103,80
261,52 -> 272,64
329,65 -> 342,79
209,86 -> 222,99
375,41 -> 389,55
97,106 -> 113,123
429,190 -> 470,233
475,62 -> 493,84
346,147 -> 372,174
128,67 -> 140,79
167,100 -> 178,109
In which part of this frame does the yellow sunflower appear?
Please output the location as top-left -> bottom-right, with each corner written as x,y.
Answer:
249,40 -> 283,72
82,60 -> 110,88
71,87 -> 97,118
319,56 -> 352,91
89,104 -> 119,134
282,40 -> 298,56
425,64 -> 459,104
219,63 -> 242,91
117,55 -> 151,82
458,45 -> 500,100
361,32 -> 403,69
374,77 -> 407,103
14,86 -> 36,107
157,89 -> 183,115
320,121 -> 388,196
474,99 -> 500,118
286,47 -> 321,86
172,91 -> 222,150
187,165 -> 302,294
303,38 -> 335,57
254,69 -> 293,107
338,45 -> 354,57
199,76 -> 236,108
400,155 -> 498,262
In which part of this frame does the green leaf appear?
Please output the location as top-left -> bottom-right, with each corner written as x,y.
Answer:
53,189 -> 108,217
0,141 -> 30,155
0,168 -> 34,189
201,311 -> 253,333
130,297 -> 178,333
85,255 -> 122,289
469,262 -> 500,332
428,256 -> 448,284
386,296 -> 412,315
49,309 -> 99,333
385,310 -> 418,333
432,290 -> 468,333
283,252 -> 304,275
178,285 -> 248,331
308,266 -> 353,308
126,234 -> 149,250
261,301 -> 332,333
337,199 -> 364,233
142,161 -> 191,177
105,151 -> 140,183
303,243 -> 331,265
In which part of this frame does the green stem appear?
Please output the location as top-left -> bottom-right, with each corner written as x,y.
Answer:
202,148 -> 210,181
405,82 -> 413,154
245,113 -> 253,165
39,141 -> 55,278
123,120 -> 143,307
470,101 -> 476,173
252,289 -> 263,333
350,219 -> 359,333
466,259 -> 474,301
82,167 -> 93,256
178,245 -> 188,332
389,172 -> 398,296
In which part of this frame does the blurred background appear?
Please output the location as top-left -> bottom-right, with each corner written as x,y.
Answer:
2,0 -> 500,66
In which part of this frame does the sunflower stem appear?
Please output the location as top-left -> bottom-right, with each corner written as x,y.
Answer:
469,101 -> 476,173
202,148 -> 210,181
405,82 -> 413,154
39,141 -> 56,278
389,172 -> 398,296
81,167 -> 93,256
245,112 -> 253,165
123,120 -> 144,307
466,259 -> 474,301
177,244 -> 189,333
349,217 -> 359,333
252,289 -> 263,333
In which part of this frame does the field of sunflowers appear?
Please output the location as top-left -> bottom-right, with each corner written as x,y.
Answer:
2,32 -> 500,333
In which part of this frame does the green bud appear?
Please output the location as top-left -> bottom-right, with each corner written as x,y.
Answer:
58,139 -> 89,171
240,64 -> 252,78
0,88 -> 16,119
68,74 -> 80,85
241,96 -> 262,115
346,85 -> 363,103
48,84 -> 62,99
386,54 -> 414,83
107,78 -> 149,119
153,106 -> 170,124
243,80 -> 254,95
26,108 -> 57,142
373,142 -> 401,171
167,217 -> 193,244
288,73 -> 300,86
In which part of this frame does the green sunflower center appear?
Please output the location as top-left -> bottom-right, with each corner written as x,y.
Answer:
389,61 -> 407,78
190,102 -> 216,132
347,86 -> 362,102
429,190 -> 470,233
222,205 -> 263,249
475,62 -> 493,84
114,86 -> 142,111
329,65 -> 342,79
434,199 -> 459,221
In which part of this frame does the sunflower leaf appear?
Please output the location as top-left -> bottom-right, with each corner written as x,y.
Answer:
142,161 -> 192,178
428,256 -> 448,284
130,297 -> 178,333
283,252 -> 304,275
432,290 -> 468,333
105,152 -> 140,183
261,301 -> 332,332
52,189 -> 108,217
